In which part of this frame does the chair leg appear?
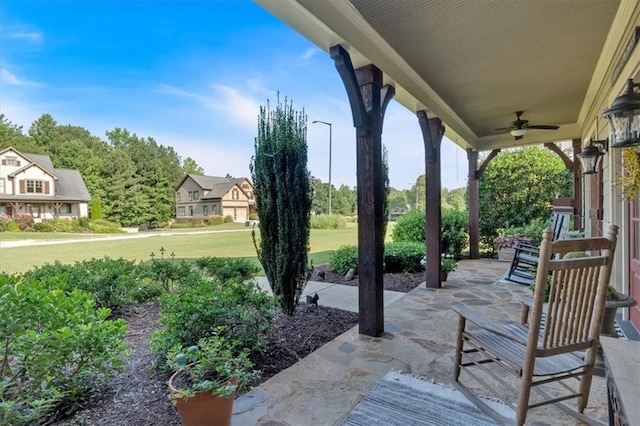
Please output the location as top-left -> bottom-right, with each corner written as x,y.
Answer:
516,353 -> 536,426
577,344 -> 600,412
453,315 -> 466,381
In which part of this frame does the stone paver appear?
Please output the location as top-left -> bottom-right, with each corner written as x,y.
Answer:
233,259 -> 609,426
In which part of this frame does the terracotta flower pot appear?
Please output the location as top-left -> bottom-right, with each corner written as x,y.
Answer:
168,369 -> 237,426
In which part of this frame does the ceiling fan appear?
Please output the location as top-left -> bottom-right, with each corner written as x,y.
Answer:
494,111 -> 560,140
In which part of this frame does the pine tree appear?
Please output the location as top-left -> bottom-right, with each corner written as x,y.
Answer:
250,96 -> 312,315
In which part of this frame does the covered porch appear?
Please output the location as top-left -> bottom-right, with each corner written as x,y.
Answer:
232,259 -> 612,425
256,0 -> 640,336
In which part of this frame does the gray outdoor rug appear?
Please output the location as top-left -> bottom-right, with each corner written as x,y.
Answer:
342,371 -> 514,426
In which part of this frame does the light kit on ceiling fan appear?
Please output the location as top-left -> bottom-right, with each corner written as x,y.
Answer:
603,78 -> 640,148
495,111 -> 559,140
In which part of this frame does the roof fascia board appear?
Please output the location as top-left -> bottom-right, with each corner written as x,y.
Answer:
8,162 -> 58,180
256,0 -> 478,147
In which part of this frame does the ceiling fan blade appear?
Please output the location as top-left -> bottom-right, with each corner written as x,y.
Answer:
526,125 -> 559,130
493,127 -> 513,131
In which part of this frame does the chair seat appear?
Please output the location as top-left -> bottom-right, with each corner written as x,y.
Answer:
466,324 -> 587,376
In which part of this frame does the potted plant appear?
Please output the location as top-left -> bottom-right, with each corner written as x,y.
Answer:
601,286 -> 637,336
167,328 -> 258,426
494,230 -> 533,262
440,253 -> 458,282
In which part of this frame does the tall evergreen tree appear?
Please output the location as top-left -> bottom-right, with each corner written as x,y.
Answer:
250,96 -> 312,315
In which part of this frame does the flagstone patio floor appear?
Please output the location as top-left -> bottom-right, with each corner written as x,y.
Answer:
232,259 -> 611,425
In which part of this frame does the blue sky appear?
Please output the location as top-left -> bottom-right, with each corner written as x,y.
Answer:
0,0 -> 468,190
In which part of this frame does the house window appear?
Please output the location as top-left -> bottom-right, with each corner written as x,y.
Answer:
60,204 -> 71,214
0,179 -> 4,194
2,157 -> 19,166
203,205 -> 208,216
178,206 -> 185,216
26,180 -> 44,194
213,205 -> 218,215
189,206 -> 194,216
232,189 -> 239,200
176,192 -> 181,202
194,191 -> 199,200
188,191 -> 193,201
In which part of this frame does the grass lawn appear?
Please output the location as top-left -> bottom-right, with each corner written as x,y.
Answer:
0,226 -> 358,274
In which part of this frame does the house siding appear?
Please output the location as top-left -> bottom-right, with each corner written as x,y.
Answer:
174,175 -> 254,221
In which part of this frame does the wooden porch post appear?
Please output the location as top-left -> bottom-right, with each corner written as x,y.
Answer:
52,202 -> 62,219
571,138 -> 583,231
467,149 -> 500,259
467,149 -> 480,259
418,112 -> 444,288
331,45 -> 394,336
544,141 -> 580,230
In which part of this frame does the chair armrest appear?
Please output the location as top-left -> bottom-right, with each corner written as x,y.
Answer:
520,295 -> 534,307
452,303 -> 528,345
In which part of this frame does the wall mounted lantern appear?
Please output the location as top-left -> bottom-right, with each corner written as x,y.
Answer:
577,138 -> 608,175
602,78 -> 640,148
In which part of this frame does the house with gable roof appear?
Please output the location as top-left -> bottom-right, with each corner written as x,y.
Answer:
0,147 -> 90,220
174,174 -> 255,221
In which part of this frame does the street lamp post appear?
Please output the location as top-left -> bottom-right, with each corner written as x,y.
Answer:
312,120 -> 332,215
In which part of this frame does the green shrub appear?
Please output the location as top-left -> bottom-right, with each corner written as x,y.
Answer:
441,208 -> 469,257
88,219 -> 122,233
520,217 -> 548,246
248,213 -> 259,220
5,221 -> 20,232
384,241 -> 426,273
140,258 -> 201,293
195,257 -> 260,282
24,258 -> 143,310
208,215 -> 224,225
0,215 -> 11,232
129,280 -> 165,303
329,245 -> 359,275
150,277 -> 276,369
310,214 -> 346,229
223,215 -> 234,223
391,209 -> 425,243
0,274 -> 128,425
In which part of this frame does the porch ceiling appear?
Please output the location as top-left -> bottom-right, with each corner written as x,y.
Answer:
256,0 -> 624,152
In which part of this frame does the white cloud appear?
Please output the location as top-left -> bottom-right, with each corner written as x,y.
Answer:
299,47 -> 320,61
212,85 -> 261,129
1,68 -> 42,87
6,29 -> 43,43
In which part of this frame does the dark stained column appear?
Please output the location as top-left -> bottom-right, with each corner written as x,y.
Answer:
331,45 -> 394,337
571,138 -> 583,231
467,149 -> 480,259
467,149 -> 500,259
544,141 -> 580,230
418,112 -> 445,288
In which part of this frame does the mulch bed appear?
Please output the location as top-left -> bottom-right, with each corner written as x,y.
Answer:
56,267 -> 424,425
312,264 -> 426,293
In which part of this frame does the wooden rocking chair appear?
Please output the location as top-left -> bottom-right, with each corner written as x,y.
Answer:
453,225 -> 618,425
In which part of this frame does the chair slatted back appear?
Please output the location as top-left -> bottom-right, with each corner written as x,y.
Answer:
529,226 -> 618,353
549,212 -> 570,241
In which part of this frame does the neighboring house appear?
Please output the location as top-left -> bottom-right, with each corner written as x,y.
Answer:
174,174 -> 255,221
0,147 -> 91,220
